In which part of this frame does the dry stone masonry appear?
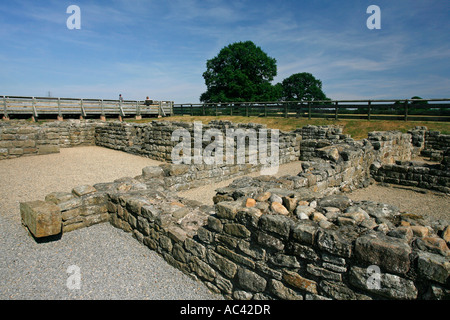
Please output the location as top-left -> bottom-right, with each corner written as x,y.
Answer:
2,119 -> 448,300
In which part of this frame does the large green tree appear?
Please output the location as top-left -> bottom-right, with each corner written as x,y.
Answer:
200,41 -> 279,103
281,72 -> 328,101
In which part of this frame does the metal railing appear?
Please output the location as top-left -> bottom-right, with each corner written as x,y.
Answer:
1,95 -> 174,119
174,99 -> 450,121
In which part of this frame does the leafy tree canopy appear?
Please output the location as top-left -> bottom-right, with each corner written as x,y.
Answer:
281,72 -> 328,101
200,41 -> 278,103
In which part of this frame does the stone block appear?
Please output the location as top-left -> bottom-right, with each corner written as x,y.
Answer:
259,214 -> 294,238
349,266 -> 418,299
223,223 -> 251,238
355,232 -> 411,275
236,267 -> 267,292
142,166 -> 165,179
417,251 -> 450,284
37,145 -> 60,155
316,228 -> 353,258
215,200 -> 242,219
282,270 -> 318,294
72,185 -> 97,197
20,200 -> 62,238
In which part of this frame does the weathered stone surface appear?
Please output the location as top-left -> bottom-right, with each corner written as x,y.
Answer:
72,185 -> 97,197
223,223 -> 251,238
319,280 -> 372,300
259,214 -> 293,238
207,215 -> 223,232
256,231 -> 284,251
269,254 -> 300,268
37,145 -> 59,155
45,192 -> 74,204
236,268 -> 267,292
238,241 -> 266,260
57,197 -> 83,212
349,266 -> 418,299
184,237 -> 206,258
292,221 -> 318,245
317,195 -> 352,210
282,270 -> 318,294
269,279 -> 303,300
190,256 -> 216,282
270,202 -> 289,215
245,198 -> 256,208
20,200 -> 62,238
355,232 -> 411,274
417,251 -> 450,284
167,225 -> 188,243
142,166 -> 165,179
317,228 -> 353,258
307,263 -> 342,281
415,236 -> 450,257
207,250 -> 238,279
215,201 -> 241,219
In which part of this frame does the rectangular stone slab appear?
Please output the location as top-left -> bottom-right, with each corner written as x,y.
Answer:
20,200 -> 62,238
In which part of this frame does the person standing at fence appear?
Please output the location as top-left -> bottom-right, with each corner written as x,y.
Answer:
119,94 -> 124,103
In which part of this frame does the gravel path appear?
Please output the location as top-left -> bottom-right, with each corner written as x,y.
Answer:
0,147 -> 222,300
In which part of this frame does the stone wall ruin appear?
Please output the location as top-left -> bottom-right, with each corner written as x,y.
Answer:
1,119 -> 448,300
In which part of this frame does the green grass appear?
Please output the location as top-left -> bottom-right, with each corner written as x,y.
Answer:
127,115 -> 450,140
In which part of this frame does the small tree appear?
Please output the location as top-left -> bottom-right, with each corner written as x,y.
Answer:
200,41 -> 278,103
410,96 -> 428,105
281,72 -> 327,101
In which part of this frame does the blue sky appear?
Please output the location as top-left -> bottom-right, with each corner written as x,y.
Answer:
0,0 -> 449,103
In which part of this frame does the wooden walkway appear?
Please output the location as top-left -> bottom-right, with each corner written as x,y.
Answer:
1,95 -> 174,120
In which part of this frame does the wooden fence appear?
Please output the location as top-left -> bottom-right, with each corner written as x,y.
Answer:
174,99 -> 450,122
1,95 -> 174,119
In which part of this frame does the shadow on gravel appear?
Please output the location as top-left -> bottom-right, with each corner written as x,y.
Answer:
26,229 -> 63,244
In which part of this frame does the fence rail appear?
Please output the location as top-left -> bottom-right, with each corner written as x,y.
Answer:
1,95 -> 174,119
174,99 -> 450,122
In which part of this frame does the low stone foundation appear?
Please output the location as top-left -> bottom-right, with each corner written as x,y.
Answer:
0,120 -> 96,159
20,163 -> 450,300
371,160 -> 450,194
11,120 -> 450,300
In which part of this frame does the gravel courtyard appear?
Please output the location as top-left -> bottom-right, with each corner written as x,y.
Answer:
0,146 -> 223,300
1,146 -> 448,300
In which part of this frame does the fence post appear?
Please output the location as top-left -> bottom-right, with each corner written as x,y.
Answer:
57,98 -> 63,121
230,103 -> 233,116
404,100 -> 409,121
215,104 -> 218,116
190,104 -> 193,116
246,103 -> 249,117
368,100 -> 371,121
308,102 -> 312,120
202,104 -> 205,116
136,101 -> 142,120
180,104 -> 183,116
335,101 -> 339,120
31,97 -> 37,122
100,99 -> 106,121
264,104 -> 267,117
3,96 -> 9,120
284,102 -> 288,118
80,99 -> 87,119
